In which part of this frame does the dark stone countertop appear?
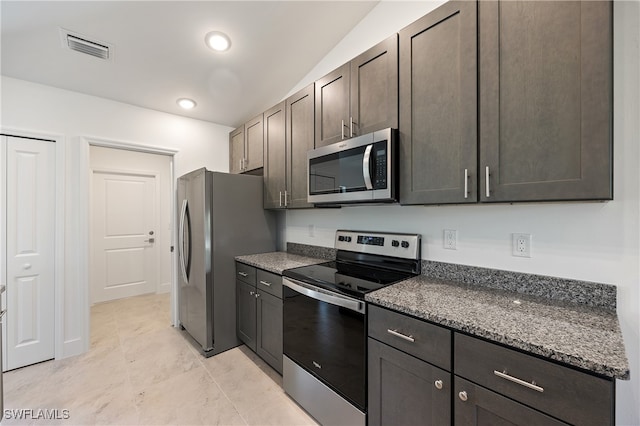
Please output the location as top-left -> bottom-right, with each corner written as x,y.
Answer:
235,251 -> 327,275
366,275 -> 629,380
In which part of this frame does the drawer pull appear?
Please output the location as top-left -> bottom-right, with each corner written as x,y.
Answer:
494,370 -> 544,393
387,329 -> 415,343
458,391 -> 468,402
238,272 -> 248,277
434,380 -> 443,390
259,280 -> 272,287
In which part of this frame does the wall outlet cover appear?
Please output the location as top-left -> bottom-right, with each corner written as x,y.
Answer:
444,229 -> 457,250
512,233 -> 531,257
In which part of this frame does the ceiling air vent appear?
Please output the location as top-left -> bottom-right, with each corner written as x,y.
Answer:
60,28 -> 113,61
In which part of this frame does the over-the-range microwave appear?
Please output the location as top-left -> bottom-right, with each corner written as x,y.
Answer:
307,128 -> 397,205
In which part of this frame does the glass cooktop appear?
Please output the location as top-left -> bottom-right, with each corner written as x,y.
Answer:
283,260 -> 416,300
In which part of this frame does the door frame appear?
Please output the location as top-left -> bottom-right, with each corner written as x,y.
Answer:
0,127 -> 65,367
81,137 -> 179,330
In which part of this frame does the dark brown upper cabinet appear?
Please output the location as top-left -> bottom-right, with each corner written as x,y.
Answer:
263,102 -> 286,208
399,0 -> 478,205
229,114 -> 264,174
263,84 -> 315,209
315,35 -> 398,148
479,0 -> 613,202
229,125 -> 245,174
285,84 -> 315,209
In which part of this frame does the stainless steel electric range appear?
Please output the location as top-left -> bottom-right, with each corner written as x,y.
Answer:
282,230 -> 421,426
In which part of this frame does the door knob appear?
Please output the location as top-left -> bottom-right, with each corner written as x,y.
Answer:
23,263 -> 32,270
149,231 -> 154,235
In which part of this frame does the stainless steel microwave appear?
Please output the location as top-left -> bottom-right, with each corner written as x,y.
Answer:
307,128 -> 397,204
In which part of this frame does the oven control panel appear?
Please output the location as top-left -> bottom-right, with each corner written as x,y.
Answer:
335,230 -> 421,260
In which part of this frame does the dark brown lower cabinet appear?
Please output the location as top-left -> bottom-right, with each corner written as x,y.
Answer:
236,280 -> 257,351
454,376 -> 567,426
235,262 -> 283,374
256,290 -> 282,373
368,338 -> 451,426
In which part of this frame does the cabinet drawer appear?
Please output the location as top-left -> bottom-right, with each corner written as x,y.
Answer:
454,333 -> 614,426
368,305 -> 451,371
236,262 -> 256,285
257,269 -> 282,298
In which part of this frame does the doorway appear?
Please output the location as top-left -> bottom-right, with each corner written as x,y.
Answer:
89,146 -> 173,305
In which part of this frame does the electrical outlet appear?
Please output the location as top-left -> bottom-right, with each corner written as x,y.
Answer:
444,229 -> 457,250
512,233 -> 531,257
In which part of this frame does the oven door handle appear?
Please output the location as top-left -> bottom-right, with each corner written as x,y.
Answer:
283,278 -> 365,314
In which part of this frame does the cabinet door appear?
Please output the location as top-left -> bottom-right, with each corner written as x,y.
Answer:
315,62 -> 350,147
454,376 -> 567,426
286,84 -> 314,209
256,291 -> 283,374
479,1 -> 612,202
351,34 -> 398,137
236,280 -> 256,351
244,114 -> 264,171
399,0 -> 477,205
368,338 -> 451,426
263,102 -> 286,209
229,126 -> 245,174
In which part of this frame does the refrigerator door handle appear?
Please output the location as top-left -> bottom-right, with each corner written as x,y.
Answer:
178,199 -> 188,283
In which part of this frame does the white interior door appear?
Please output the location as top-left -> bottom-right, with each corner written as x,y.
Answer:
91,171 -> 157,303
3,135 -> 56,370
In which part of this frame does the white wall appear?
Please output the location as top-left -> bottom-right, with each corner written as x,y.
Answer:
1,76 -> 233,359
285,1 -> 640,424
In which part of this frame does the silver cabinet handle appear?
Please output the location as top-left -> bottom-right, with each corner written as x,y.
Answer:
259,280 -> 272,287
387,329 -> 415,343
341,119 -> 345,140
255,293 -> 260,298
485,166 -> 491,197
464,168 -> 469,199
350,117 -> 354,137
284,190 -> 288,207
238,272 -> 248,277
279,191 -> 283,207
494,370 -> 544,393
459,391 -> 468,402
249,291 -> 255,296
434,380 -> 443,390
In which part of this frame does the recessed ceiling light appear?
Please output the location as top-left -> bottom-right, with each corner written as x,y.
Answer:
177,98 -> 197,110
205,31 -> 231,52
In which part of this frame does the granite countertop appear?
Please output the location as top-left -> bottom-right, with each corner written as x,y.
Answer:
235,251 -> 327,275
366,275 -> 630,380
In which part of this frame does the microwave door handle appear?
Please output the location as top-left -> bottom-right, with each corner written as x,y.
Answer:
363,144 -> 373,190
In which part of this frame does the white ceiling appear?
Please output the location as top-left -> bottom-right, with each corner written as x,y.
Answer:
1,1 -> 378,127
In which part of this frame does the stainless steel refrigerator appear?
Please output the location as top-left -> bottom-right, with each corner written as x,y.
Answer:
177,169 -> 275,356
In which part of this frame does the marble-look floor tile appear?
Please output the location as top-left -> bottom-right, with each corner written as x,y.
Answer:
3,291 -> 317,426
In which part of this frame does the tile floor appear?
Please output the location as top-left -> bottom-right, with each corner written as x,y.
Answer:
3,293 -> 317,425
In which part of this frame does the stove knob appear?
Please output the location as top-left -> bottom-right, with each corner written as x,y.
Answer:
338,236 -> 345,242
346,236 -> 352,242
401,241 -> 410,248
392,240 -> 400,247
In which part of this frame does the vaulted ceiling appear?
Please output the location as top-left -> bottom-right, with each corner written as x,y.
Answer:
1,1 -> 378,127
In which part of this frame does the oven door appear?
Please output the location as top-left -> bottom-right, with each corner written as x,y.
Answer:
283,277 -> 367,411
308,128 -> 395,204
